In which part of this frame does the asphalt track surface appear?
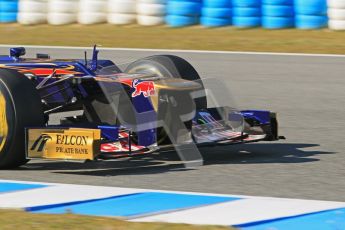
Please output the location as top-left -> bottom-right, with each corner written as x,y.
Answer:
0,46 -> 344,202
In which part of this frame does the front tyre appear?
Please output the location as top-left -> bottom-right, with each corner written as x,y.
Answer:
125,55 -> 207,145
0,69 -> 45,169
125,55 -> 207,109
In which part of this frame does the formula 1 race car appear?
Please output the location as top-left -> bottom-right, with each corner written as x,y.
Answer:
0,46 -> 281,169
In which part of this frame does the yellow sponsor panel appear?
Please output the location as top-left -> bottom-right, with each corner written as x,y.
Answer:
27,128 -> 101,161
0,93 -> 8,152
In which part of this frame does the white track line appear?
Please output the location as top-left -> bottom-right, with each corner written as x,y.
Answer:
0,44 -> 345,58
0,179 -> 247,199
132,197 -> 345,226
0,184 -> 146,209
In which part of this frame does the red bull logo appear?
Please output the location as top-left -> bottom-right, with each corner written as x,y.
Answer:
132,79 -> 155,98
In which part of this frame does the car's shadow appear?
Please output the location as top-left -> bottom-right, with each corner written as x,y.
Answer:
20,143 -> 335,177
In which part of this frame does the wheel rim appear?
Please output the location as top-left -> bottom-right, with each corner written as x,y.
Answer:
0,92 -> 8,152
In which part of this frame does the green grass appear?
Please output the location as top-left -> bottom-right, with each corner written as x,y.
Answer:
0,209 -> 232,230
1,24 -> 345,54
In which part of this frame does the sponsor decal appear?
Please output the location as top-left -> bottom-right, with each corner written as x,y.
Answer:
20,68 -> 82,76
132,79 -> 155,98
30,134 -> 52,152
27,128 -> 101,161
0,64 -> 83,76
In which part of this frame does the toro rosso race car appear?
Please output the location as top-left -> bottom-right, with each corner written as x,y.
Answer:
0,46 -> 282,169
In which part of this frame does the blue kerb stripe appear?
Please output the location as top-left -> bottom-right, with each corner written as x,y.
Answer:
29,192 -> 240,218
237,207 -> 345,230
25,193 -> 144,212
0,182 -> 47,193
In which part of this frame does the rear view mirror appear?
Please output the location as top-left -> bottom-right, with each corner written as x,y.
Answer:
10,47 -> 26,58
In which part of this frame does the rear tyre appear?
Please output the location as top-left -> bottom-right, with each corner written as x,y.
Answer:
0,69 -> 45,169
125,55 -> 207,144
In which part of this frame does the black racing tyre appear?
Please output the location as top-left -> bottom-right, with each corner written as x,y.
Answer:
125,55 -> 207,145
0,69 -> 45,169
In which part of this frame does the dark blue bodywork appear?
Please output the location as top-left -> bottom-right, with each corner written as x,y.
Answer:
0,47 -> 280,155
0,47 -> 159,146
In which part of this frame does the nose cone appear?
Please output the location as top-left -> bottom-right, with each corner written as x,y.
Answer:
154,78 -> 202,91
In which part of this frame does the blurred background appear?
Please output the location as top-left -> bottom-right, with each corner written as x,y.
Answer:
0,0 -> 345,54
0,0 -> 338,28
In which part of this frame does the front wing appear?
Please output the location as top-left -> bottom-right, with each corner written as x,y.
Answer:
25,109 -> 279,162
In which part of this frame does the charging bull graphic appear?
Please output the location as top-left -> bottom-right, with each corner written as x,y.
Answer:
0,64 -> 83,77
132,79 -> 155,98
